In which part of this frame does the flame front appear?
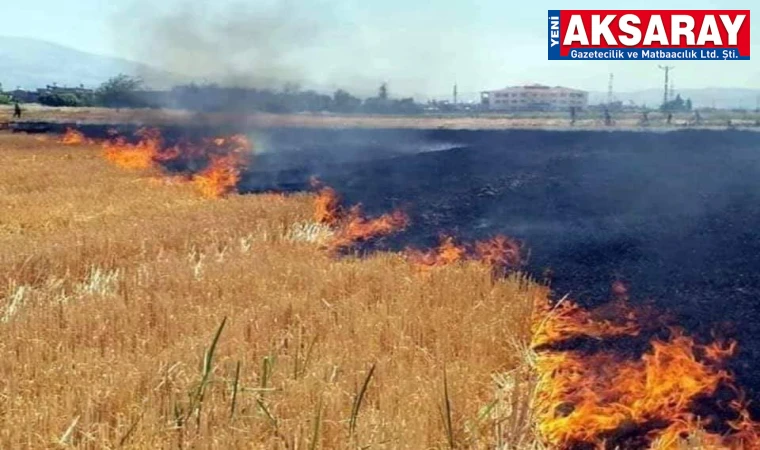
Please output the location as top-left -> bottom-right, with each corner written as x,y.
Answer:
473,235 -> 522,274
313,185 -> 342,225
192,153 -> 244,198
405,236 -> 468,267
404,234 -> 523,274
60,128 -> 90,145
191,134 -> 251,198
60,127 -> 252,197
311,183 -> 409,253
328,205 -> 410,253
532,293 -> 760,448
102,128 -> 163,170
313,192 -> 521,271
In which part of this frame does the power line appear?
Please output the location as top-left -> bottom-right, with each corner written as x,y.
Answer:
658,65 -> 675,105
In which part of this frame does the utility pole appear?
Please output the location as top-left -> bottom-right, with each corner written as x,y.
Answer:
658,65 -> 675,106
607,73 -> 614,105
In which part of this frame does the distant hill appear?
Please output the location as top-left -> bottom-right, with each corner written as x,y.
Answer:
0,36 -> 176,91
589,88 -> 760,110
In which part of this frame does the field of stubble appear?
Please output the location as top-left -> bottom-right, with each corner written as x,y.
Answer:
0,132 -> 541,449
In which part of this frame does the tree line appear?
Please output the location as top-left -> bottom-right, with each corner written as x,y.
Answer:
0,83 -> 10,105
26,75 -> 424,114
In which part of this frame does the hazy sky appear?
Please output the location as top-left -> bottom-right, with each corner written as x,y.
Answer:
0,0 -> 757,97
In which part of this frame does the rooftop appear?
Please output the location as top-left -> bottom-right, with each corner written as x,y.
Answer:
483,84 -> 587,93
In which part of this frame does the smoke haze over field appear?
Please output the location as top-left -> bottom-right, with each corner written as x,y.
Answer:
119,1 -> 322,89
117,0 -> 479,97
115,0 -> 760,98
0,0 -> 758,97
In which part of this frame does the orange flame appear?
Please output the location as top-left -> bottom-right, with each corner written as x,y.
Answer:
97,128 -> 252,197
405,236 -> 468,267
191,134 -> 252,198
327,205 -> 409,253
532,292 -> 760,448
311,182 -> 409,253
473,235 -> 522,274
404,234 -> 523,274
60,128 -> 91,145
102,128 -> 163,170
192,153 -> 244,198
314,186 -> 343,225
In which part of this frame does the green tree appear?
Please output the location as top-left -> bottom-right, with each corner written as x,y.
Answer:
96,74 -> 144,108
378,82 -> 388,100
661,94 -> 687,112
0,83 -> 9,105
333,89 -> 361,112
38,93 -> 91,107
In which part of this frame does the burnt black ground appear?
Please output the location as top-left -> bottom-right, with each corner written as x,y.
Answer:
239,128 -> 760,415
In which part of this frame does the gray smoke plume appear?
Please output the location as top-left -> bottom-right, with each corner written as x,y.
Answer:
118,0 -> 324,89
115,0 -> 481,98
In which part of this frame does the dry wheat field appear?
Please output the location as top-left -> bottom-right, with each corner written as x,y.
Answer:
0,132 -> 542,449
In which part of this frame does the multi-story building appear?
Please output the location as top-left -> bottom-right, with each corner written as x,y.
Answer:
480,84 -> 588,111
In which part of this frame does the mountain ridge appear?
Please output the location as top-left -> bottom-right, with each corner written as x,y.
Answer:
2,36 -> 758,109
0,36 -> 175,90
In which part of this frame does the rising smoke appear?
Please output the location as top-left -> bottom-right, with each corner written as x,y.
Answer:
118,0 -> 324,89
115,0 -> 479,98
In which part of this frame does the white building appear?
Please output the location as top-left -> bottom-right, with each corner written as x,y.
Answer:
480,84 -> 588,111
